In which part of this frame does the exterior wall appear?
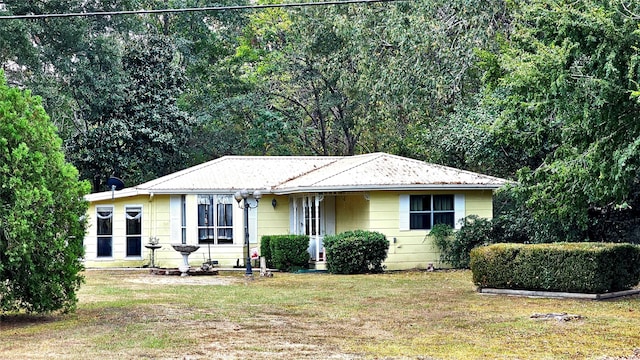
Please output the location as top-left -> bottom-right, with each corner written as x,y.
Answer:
464,191 -> 493,218
84,189 -> 494,270
84,194 -> 165,268
334,194 -> 370,233
256,195 -> 291,239
368,190 -> 494,271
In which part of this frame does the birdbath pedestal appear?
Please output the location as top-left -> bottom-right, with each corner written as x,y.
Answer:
171,244 -> 200,276
144,243 -> 162,268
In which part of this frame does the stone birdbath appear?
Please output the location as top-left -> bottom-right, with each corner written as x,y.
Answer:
144,243 -> 162,268
171,244 -> 200,276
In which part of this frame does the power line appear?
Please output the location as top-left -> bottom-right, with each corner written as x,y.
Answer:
0,0 -> 402,20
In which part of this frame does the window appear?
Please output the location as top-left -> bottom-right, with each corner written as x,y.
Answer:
409,195 -> 455,229
125,206 -> 142,257
197,195 -> 233,245
96,206 -> 113,257
181,195 -> 187,244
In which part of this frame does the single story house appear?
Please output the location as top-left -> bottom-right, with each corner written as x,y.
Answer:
83,152 -> 506,270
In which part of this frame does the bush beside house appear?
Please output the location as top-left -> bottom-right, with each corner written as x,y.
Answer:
470,242 -> 640,293
432,217 -> 495,269
324,230 -> 389,274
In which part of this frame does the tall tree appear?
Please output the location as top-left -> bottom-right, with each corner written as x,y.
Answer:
0,71 -> 90,313
67,35 -> 194,190
234,0 -> 508,157
481,0 -> 640,242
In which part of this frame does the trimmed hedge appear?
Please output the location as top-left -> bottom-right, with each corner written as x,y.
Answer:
324,230 -> 389,274
261,235 -> 310,272
470,243 -> 640,293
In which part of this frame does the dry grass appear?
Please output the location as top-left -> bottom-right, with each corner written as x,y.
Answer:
1,269 -> 639,359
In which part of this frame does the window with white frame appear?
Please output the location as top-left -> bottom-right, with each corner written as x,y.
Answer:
409,195 -> 455,229
125,206 -> 142,257
96,206 -> 113,257
197,195 -> 234,244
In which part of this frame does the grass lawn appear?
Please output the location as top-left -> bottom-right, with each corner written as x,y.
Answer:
1,269 -> 639,359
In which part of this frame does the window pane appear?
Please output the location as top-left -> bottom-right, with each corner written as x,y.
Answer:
410,213 -> 431,230
127,236 -> 142,256
199,229 -> 214,242
218,227 -> 233,240
126,216 -> 141,235
434,212 -> 455,227
97,217 -> 112,235
181,195 -> 186,227
97,237 -> 112,257
410,195 -> 431,211
218,203 -> 233,226
198,204 -> 208,226
218,228 -> 233,244
434,195 -> 454,211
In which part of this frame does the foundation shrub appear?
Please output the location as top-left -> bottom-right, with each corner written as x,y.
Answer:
470,243 -> 640,293
324,230 -> 389,274
268,235 -> 310,272
432,216 -> 495,269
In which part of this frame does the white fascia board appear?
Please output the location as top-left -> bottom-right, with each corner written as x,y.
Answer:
84,188 -> 149,202
272,184 -> 505,195
142,188 -> 276,195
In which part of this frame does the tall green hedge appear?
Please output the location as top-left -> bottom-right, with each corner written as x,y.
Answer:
261,235 -> 309,272
324,230 -> 389,274
470,243 -> 640,293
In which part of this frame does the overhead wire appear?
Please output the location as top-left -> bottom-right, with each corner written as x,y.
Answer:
0,0 -> 403,20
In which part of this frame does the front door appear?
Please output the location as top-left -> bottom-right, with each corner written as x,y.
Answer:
291,195 -> 335,261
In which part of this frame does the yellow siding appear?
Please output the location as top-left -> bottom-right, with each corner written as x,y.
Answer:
334,194 -> 370,233
84,194 -> 158,268
464,190 -> 494,219
257,195 -> 290,238
368,190 -> 494,271
84,194 -> 246,268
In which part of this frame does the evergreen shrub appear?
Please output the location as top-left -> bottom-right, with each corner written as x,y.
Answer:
470,243 -> 640,293
266,235 -> 309,272
324,230 -> 389,274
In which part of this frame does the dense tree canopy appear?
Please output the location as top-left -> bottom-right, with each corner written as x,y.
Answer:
0,71 -> 89,313
479,0 -> 640,242
1,0 -> 639,247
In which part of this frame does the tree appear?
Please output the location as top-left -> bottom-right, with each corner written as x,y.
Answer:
234,0 -> 508,157
481,0 -> 640,242
66,35 -> 194,190
0,71 -> 90,314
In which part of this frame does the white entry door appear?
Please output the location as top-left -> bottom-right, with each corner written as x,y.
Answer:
291,195 -> 335,261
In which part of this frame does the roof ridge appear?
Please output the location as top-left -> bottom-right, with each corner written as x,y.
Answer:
282,153 -> 383,187
138,155 -> 347,190
270,156 -> 345,188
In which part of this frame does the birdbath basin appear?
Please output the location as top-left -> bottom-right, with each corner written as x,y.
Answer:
171,244 -> 200,276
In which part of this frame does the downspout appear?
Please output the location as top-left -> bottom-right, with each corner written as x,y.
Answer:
149,193 -> 155,240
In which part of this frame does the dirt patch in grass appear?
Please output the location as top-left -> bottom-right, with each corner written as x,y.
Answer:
126,273 -> 240,286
